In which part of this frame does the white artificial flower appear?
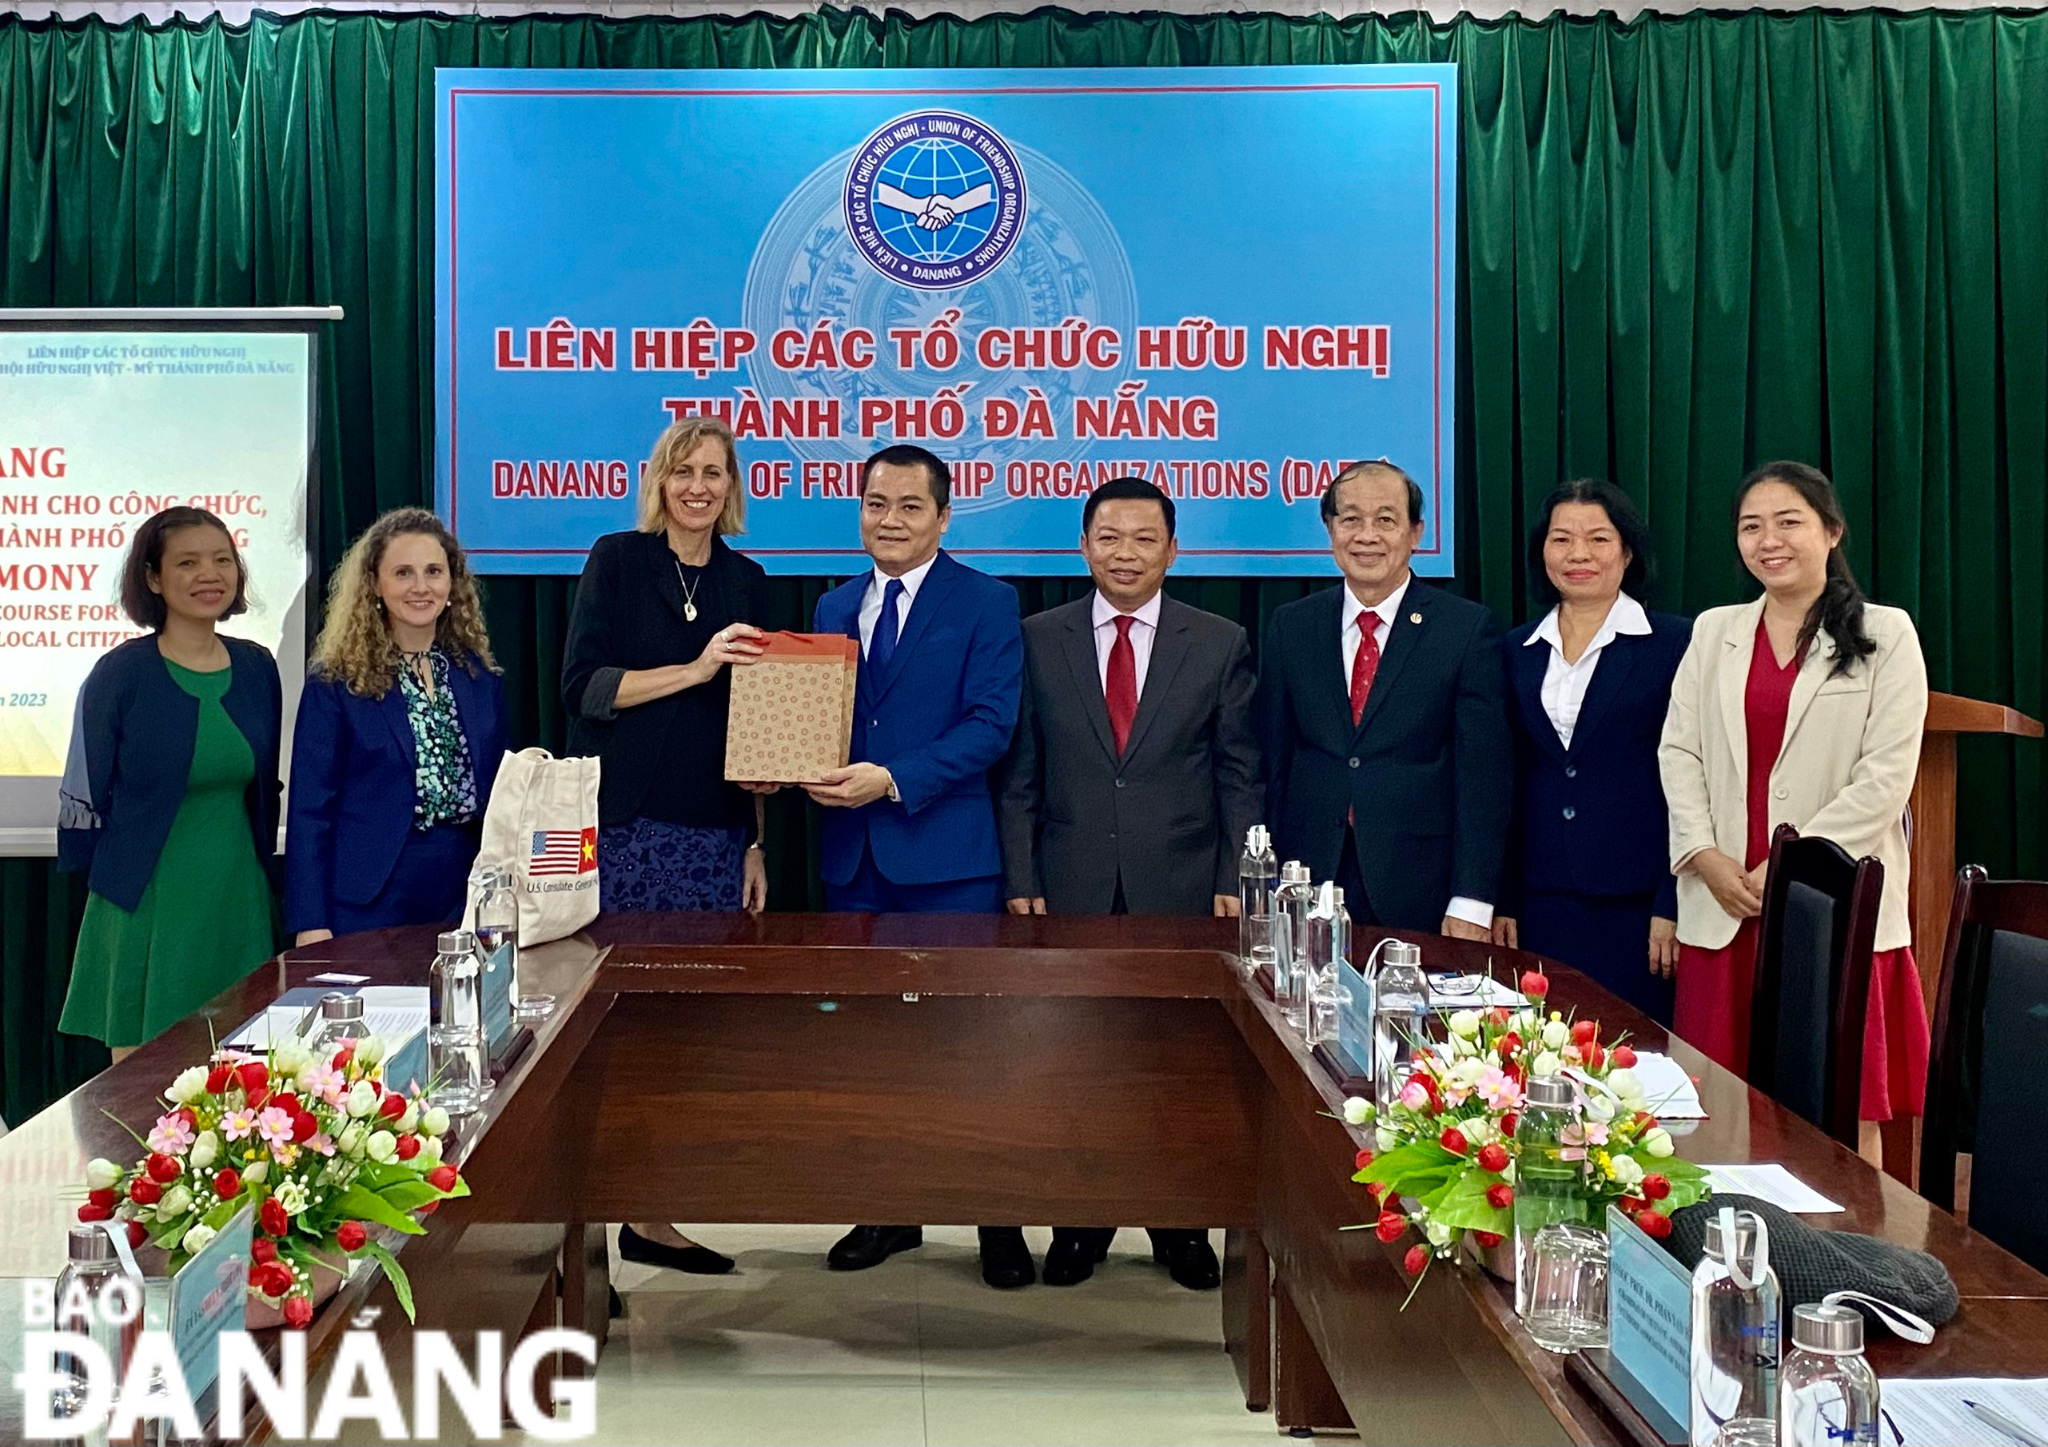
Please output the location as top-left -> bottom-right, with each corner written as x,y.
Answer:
1375,1125 -> 1401,1153
418,1135 -> 445,1166
397,1101 -> 420,1135
242,1159 -> 268,1186
1426,1219 -> 1453,1247
274,1180 -> 309,1215
1463,1117 -> 1495,1147
1540,1020 -> 1570,1051
188,1131 -> 220,1171
337,1123 -> 366,1157
420,1106 -> 452,1137
1341,1097 -> 1372,1126
346,1082 -> 379,1119
1453,1056 -> 1488,1087
1500,1159 -> 1517,1184
354,1034 -> 387,1069
1644,1128 -> 1674,1158
85,1158 -> 123,1191
1608,1068 -> 1646,1108
1532,1050 -> 1562,1077
272,1042 -> 313,1080
1449,1032 -> 1478,1059
1609,1155 -> 1645,1188
180,1224 -> 218,1255
1448,1010 -> 1481,1039
1513,1009 -> 1543,1036
155,1184 -> 194,1222
1584,1092 -> 1618,1124
366,1130 -> 398,1164
165,1066 -> 210,1105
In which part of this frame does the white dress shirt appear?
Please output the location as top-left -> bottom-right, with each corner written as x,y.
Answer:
1092,590 -> 1162,698
857,554 -> 938,655
1339,572 -> 1492,930
1524,592 -> 1652,750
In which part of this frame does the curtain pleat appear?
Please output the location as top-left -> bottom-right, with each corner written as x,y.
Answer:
2,6 -> 2043,1122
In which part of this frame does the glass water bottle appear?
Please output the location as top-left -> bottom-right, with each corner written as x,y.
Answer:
1305,885 -> 1351,1046
1512,1074 -> 1586,1320
1780,1304 -> 1876,1446
1689,1207 -> 1781,1447
1370,939 -> 1430,1104
1271,862 -> 1315,1005
1237,826 -> 1278,978
429,929 -> 485,1116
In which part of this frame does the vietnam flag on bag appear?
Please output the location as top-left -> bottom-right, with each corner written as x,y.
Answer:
724,631 -> 860,785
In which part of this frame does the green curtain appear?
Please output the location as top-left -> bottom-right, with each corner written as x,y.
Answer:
2,6 -> 2043,1124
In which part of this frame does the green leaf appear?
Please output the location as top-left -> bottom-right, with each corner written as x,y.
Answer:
364,1241 -> 416,1324
1358,1140 -> 1459,1190
1424,1170 -> 1512,1234
335,1184 -> 426,1237
376,1180 -> 442,1213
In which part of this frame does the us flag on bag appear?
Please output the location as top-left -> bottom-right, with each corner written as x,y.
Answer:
530,827 -> 597,877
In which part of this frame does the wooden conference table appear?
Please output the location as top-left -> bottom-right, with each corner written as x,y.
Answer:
3,913 -> 2046,1445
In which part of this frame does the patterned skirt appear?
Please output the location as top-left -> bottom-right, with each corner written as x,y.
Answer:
598,817 -> 744,913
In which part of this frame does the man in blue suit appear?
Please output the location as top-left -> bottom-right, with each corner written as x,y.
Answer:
807,443 -> 1028,1283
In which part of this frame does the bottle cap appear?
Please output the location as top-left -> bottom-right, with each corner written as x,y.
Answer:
437,930 -> 478,955
1382,940 -> 1422,969
1702,1210 -> 1763,1264
1281,861 -> 1312,885
68,1224 -> 117,1264
319,992 -> 365,1022
1247,824 -> 1271,852
1792,1303 -> 1864,1354
1524,1074 -> 1575,1108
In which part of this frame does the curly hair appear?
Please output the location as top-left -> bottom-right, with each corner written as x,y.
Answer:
312,508 -> 497,698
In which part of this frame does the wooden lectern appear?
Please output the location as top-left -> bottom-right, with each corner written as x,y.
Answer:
1907,692 -> 2043,1002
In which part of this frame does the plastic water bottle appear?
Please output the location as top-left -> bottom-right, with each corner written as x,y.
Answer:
472,864 -> 551,1020
1271,862 -> 1315,1006
1303,883 -> 1351,1044
1780,1304 -> 1878,1446
1690,1206 -> 1781,1447
1371,940 -> 1430,1103
1238,826 -> 1278,978
429,929 -> 485,1116
1512,1074 -> 1585,1320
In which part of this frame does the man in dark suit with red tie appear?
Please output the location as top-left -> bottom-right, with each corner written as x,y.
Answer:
1255,460 -> 1511,937
997,476 -> 1262,1289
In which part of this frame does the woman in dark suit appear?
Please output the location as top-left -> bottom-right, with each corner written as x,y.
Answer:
561,414 -> 770,1277
1495,479 -> 1691,1021
60,507 -> 281,1057
287,509 -> 509,945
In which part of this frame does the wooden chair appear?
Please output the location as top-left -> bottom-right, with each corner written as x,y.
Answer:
1747,824 -> 1883,1152
1920,866 -> 2048,1274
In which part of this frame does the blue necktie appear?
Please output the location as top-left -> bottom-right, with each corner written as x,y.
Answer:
868,577 -> 905,674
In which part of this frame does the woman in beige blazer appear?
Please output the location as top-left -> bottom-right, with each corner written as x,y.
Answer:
1658,461 -> 1930,1146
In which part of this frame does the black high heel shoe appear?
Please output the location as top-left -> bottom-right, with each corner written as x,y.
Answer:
618,1224 -> 735,1275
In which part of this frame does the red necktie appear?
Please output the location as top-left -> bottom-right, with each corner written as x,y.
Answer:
1106,614 -> 1138,754
1350,617 -> 1381,728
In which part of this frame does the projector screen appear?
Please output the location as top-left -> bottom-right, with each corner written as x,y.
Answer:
0,313 -> 324,854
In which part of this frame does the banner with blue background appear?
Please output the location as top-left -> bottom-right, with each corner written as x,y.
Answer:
435,66 -> 1457,576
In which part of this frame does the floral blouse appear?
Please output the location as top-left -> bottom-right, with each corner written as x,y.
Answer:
397,649 -> 478,830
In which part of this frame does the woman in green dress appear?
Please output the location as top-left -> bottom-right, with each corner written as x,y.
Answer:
58,507 -> 282,1059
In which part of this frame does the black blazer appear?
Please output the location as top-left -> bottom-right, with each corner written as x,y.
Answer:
1502,608 -> 1692,917
57,634 -> 282,911
561,529 -> 766,829
1255,580 -> 1512,930
998,594 -> 1262,914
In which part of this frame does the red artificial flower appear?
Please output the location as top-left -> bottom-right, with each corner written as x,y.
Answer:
1619,1196 -> 1647,1215
1571,1018 -> 1599,1047
426,1164 -> 459,1194
1610,1045 -> 1638,1070
1496,1032 -> 1523,1061
292,1111 -> 320,1144
1485,1006 -> 1513,1028
250,1238 -> 277,1266
77,1202 -> 111,1223
367,1080 -> 384,1098
1404,1070 -> 1440,1109
1374,1210 -> 1407,1244
396,1134 -> 422,1162
336,1221 -> 368,1253
260,1197 -> 290,1238
204,1063 -> 234,1096
235,1061 -> 268,1095
253,1261 -> 294,1299
282,1295 -> 314,1330
1632,1110 -> 1658,1132
214,1168 -> 243,1200
146,1153 -> 181,1184
87,1187 -> 117,1210
417,1200 -> 439,1216
379,1092 -> 406,1122
1353,1149 -> 1374,1172
1519,970 -> 1550,998
1635,1208 -> 1673,1240
1476,1143 -> 1510,1174
1500,1112 -> 1519,1138
126,1220 -> 148,1249
1486,1184 -> 1515,1210
331,1044 -> 355,1070
1439,1127 -> 1469,1156
1474,1231 -> 1503,1250
1583,1042 -> 1606,1072
129,1178 -> 162,1207
1641,1173 -> 1672,1202
1403,1245 -> 1430,1276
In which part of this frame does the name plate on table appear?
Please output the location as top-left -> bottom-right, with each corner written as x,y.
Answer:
1334,958 -> 1375,1080
1606,1204 -> 1693,1440
479,940 -> 515,1057
170,1205 -> 253,1403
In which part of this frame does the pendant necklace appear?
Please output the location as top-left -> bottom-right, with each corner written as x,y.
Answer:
673,557 -> 702,623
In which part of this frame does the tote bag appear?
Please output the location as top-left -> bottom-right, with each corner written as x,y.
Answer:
471,748 -> 602,946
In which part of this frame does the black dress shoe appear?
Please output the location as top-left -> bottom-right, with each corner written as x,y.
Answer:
1153,1232 -> 1220,1290
1041,1234 -> 1099,1287
827,1225 -> 923,1271
977,1227 -> 1036,1289
618,1224 -> 735,1275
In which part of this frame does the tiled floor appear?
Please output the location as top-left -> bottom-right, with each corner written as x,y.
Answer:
565,1224 -> 1285,1446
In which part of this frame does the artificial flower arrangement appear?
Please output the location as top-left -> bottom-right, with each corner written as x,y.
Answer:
1344,968 -> 1710,1295
76,1032 -> 469,1329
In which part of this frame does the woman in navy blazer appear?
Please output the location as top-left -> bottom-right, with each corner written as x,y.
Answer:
287,510 -> 509,943
1496,480 -> 1692,1022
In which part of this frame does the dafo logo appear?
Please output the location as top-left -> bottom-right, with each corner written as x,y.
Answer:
842,111 -> 1028,291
